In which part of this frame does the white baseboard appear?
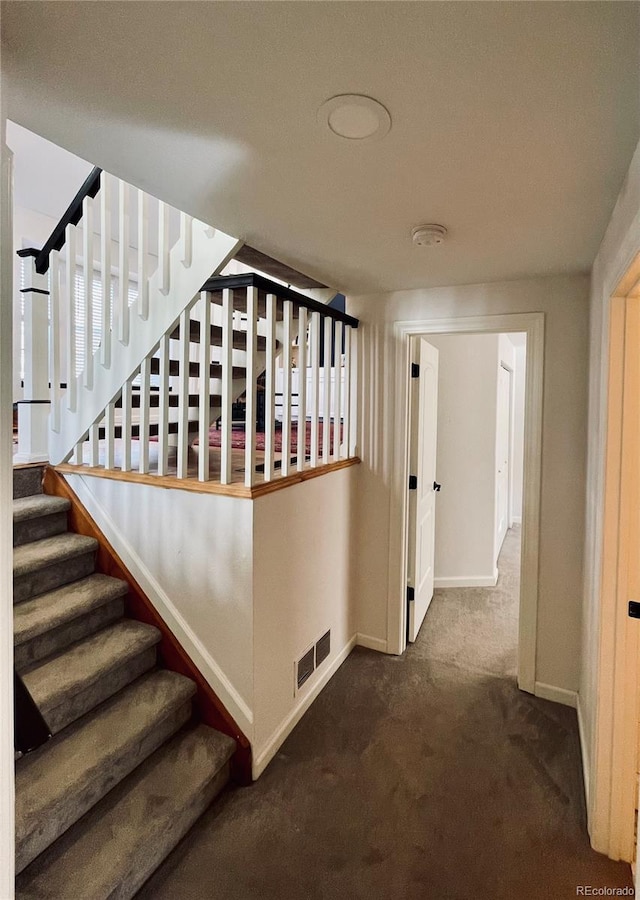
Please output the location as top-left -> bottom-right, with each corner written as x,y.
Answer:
65,474 -> 254,738
534,680 -> 578,709
576,693 -> 590,809
434,572 -> 498,589
253,635 -> 357,779
356,633 -> 388,653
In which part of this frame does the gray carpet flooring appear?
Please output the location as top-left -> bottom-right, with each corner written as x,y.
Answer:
137,527 -> 632,900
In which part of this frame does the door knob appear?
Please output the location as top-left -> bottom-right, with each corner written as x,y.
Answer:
433,481 -> 441,492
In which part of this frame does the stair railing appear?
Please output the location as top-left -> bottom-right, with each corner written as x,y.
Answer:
15,166 -> 240,465
62,273 -> 359,489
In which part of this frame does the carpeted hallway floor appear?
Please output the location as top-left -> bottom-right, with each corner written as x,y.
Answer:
137,527 -> 632,900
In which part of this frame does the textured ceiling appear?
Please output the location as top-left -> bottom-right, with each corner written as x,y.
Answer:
2,1 -> 639,293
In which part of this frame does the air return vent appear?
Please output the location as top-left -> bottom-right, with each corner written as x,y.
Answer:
315,630 -> 331,667
296,646 -> 315,691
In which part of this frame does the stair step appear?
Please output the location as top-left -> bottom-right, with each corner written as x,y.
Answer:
15,669 -> 196,874
13,495 -> 71,547
114,392 -> 222,409
170,319 -> 267,352
14,574 -> 129,669
149,357 -> 245,380
14,534 -> 98,605
16,724 -> 236,900
22,620 -> 162,734
13,465 -> 45,500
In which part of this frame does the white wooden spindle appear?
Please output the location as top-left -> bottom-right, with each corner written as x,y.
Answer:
121,380 -> 132,472
137,189 -> 149,320
309,312 -> 320,468
281,300 -> 293,477
72,440 -> 83,466
322,316 -> 332,465
198,292 -> 212,482
89,422 -> 99,468
180,212 -> 193,268
48,251 -> 61,433
264,293 -> 277,482
333,322 -> 343,459
117,180 -> 130,345
100,175 -> 112,368
158,201 -> 170,295
65,223 -> 77,412
157,334 -> 170,476
104,402 -> 115,470
176,307 -> 190,478
82,195 -> 93,389
220,287 -> 234,484
138,355 -> 151,474
244,286 -> 258,488
350,326 -> 358,456
343,324 -> 352,459
296,307 -> 307,472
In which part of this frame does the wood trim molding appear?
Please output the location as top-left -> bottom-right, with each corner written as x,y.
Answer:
43,466 -> 253,784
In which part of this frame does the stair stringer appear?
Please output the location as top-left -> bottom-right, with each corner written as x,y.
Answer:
49,224 -> 243,464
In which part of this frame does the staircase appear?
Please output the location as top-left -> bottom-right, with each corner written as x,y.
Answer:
13,464 -> 236,899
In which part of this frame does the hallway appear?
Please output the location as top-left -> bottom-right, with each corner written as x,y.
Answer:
138,529 -> 632,900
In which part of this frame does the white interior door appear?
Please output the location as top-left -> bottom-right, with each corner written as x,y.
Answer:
408,338 -> 439,643
495,364 -> 511,558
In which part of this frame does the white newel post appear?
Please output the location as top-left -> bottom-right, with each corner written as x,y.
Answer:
14,253 -> 50,463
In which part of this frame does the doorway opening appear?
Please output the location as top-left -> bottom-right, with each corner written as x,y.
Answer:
406,331 -> 527,682
389,312 -> 544,695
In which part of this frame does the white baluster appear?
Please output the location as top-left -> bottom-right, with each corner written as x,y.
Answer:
104,402 -> 115,469
71,439 -> 83,466
220,287 -> 234,485
121,380 -> 132,472
264,293 -> 277,482
180,212 -> 193,268
350,326 -> 358,456
157,334 -> 170,476
48,250 -> 61,433
176,307 -> 190,478
138,355 -> 151,474
198,291 -> 212,482
333,322 -> 342,459
296,307 -> 307,472
309,311 -> 320,469
65,224 -> 77,412
343,324 -> 352,459
118,180 -> 130,345
244,286 -> 257,488
82,195 -> 94,389
281,300 -> 293,477
100,175 -> 111,368
89,421 -> 99,468
322,316 -> 332,465
137,189 -> 149,320
158,201 -> 170,295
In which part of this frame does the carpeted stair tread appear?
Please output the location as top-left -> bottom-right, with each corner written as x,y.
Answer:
13,466 -> 44,500
15,669 -> 196,874
22,620 -> 162,733
13,494 -> 70,523
14,574 -> 129,649
13,533 -> 98,578
16,725 -> 236,900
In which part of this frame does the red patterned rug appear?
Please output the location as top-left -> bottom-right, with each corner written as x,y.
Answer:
193,420 -> 341,455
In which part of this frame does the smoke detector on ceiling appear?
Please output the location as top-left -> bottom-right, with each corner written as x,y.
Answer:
412,224 -> 448,247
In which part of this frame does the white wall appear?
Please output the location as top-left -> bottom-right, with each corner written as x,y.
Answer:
252,467 -> 357,775
64,474 -> 254,737
511,342 -> 526,523
349,274 -> 589,694
581,138 -> 640,816
426,333 -> 500,586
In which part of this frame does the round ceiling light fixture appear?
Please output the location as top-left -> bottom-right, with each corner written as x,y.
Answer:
318,94 -> 391,141
411,224 -> 448,247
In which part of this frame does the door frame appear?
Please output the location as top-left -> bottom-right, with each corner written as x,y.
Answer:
388,312 -> 544,694
590,256 -> 640,862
